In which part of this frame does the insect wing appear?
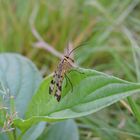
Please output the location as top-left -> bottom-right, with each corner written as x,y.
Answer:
49,72 -> 57,95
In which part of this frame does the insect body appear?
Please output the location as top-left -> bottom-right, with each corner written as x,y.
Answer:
49,43 -> 83,102
49,53 -> 74,102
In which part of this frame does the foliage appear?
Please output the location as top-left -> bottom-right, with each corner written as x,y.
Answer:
0,0 -> 140,140
0,53 -> 140,139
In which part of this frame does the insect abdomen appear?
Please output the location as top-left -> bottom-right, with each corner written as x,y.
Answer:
54,74 -> 64,102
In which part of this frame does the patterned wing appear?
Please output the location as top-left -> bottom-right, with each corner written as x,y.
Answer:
49,74 -> 56,95
54,68 -> 64,101
54,79 -> 63,102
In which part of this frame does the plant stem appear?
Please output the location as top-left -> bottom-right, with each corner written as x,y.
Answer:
12,125 -> 17,140
7,131 -> 15,140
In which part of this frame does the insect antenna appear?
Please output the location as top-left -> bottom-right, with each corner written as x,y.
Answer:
68,45 -> 81,56
68,41 -> 88,56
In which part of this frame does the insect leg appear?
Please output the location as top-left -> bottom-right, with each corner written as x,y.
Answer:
64,75 -> 69,88
65,74 -> 73,92
68,69 -> 84,75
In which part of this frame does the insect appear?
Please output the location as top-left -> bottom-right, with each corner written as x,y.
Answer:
49,43 -> 81,102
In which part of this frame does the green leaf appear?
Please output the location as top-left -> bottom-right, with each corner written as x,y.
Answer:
38,120 -> 79,140
0,133 -> 8,140
14,68 -> 140,131
22,122 -> 46,140
0,53 -> 42,117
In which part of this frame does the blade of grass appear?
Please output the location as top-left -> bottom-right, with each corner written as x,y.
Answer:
123,27 -> 140,124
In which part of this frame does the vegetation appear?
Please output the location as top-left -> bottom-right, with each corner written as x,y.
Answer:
0,0 -> 140,139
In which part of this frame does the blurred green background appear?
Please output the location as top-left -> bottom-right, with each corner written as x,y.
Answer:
0,0 -> 140,139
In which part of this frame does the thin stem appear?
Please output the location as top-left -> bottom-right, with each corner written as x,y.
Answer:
7,131 -> 15,140
12,125 -> 17,140
30,4 -> 63,59
120,100 -> 133,114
